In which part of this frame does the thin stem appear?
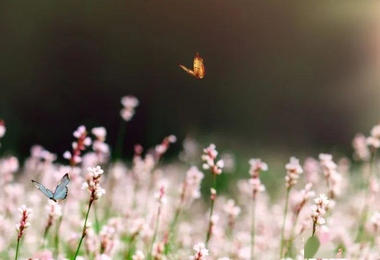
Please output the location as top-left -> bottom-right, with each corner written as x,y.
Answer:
115,120 -> 127,160
15,238 -> 20,260
165,180 -> 188,255
94,203 -> 100,234
164,207 -> 181,255
312,221 -> 317,236
250,196 -> 256,260
54,202 -> 66,259
42,223 -> 52,249
125,234 -> 137,259
205,174 -> 217,247
73,199 -> 94,260
356,149 -> 378,242
149,204 -> 162,260
279,188 -> 290,259
285,211 -> 301,257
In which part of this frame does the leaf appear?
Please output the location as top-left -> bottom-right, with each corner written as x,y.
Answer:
304,235 -> 320,258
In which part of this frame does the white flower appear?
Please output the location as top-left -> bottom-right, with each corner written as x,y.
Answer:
94,188 -> 106,199
46,200 -> 62,218
92,127 -> 107,141
63,151 -> 72,159
132,250 -> 145,260
0,125 -> 5,138
81,182 -> 89,190
367,136 -> 380,148
88,166 -> 104,178
189,243 -> 209,259
168,135 -> 177,143
194,242 -> 209,255
286,157 -> 303,174
120,109 -> 135,121
73,125 -> 87,138
18,205 -> 33,216
370,124 -> 380,139
121,95 -> 139,108
95,254 -> 111,260
285,157 -> 303,187
352,133 -> 370,161
314,194 -> 329,206
223,199 -> 241,218
249,158 -> 268,172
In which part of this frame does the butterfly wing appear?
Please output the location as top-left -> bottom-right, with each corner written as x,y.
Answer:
53,173 -> 70,201
32,180 -> 54,199
193,53 -> 205,79
179,64 -> 196,77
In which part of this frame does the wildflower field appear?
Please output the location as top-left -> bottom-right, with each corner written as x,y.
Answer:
1,96 -> 380,260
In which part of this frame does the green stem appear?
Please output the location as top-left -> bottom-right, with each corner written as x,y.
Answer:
250,196 -> 256,260
312,221 -> 317,236
164,207 -> 181,255
279,188 -> 290,259
73,199 -> 94,260
42,224 -> 51,249
15,238 -> 20,260
115,120 -> 127,160
285,212 -> 301,257
94,203 -> 100,234
125,234 -> 137,259
205,174 -> 217,248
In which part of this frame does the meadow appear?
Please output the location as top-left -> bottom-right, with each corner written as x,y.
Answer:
1,96 -> 379,260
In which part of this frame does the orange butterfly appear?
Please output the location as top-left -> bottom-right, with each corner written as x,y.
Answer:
179,53 -> 205,79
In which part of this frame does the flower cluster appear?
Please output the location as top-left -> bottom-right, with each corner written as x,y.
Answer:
82,166 -> 106,201
64,125 -> 92,166
155,135 -> 177,160
120,95 -> 139,121
202,144 -> 224,175
45,199 -> 62,224
223,199 -> 241,229
311,194 -> 329,226
99,225 -> 117,256
16,205 -> 32,240
180,166 -> 204,204
132,250 -> 145,260
366,123 -> 380,149
285,157 -> 303,188
352,133 -> 371,161
0,156 -> 19,185
0,119 -> 5,147
92,126 -> 110,164
152,241 -> 165,259
319,153 -> 342,201
248,158 -> 267,198
292,183 -> 315,216
189,243 -> 209,260
154,185 -> 167,205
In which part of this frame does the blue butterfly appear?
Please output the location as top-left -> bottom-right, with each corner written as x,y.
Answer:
32,173 -> 70,202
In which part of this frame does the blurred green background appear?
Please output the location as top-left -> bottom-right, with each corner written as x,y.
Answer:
1,1 -> 379,162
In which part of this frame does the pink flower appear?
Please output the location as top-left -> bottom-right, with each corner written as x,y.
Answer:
249,158 -> 268,174
202,144 -> 224,175
285,157 -> 303,188
120,95 -> 139,121
16,205 -> 33,240
0,119 -> 5,138
352,133 -> 370,161
189,243 -> 209,260
33,250 -> 53,260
